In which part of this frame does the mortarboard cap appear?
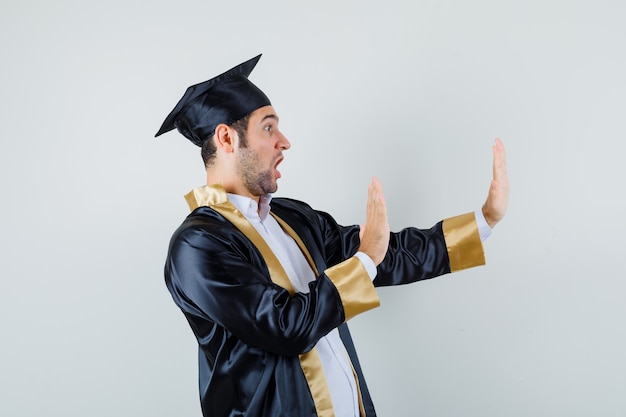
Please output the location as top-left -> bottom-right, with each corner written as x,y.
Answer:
155,54 -> 271,146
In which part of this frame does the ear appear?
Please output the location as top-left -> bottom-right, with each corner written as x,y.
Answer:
214,123 -> 235,153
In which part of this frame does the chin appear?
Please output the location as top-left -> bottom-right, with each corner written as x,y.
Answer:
267,184 -> 278,194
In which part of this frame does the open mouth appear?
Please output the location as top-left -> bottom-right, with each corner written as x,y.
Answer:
273,155 -> 284,178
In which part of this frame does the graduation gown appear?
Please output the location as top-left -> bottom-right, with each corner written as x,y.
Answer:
164,185 -> 485,417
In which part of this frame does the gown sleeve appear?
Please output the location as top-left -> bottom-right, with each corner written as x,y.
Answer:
165,207 -> 377,357
375,212 -> 485,287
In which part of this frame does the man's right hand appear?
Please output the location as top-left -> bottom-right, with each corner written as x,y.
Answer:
358,177 -> 390,266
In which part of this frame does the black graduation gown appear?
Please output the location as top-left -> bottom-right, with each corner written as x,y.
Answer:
165,185 -> 485,417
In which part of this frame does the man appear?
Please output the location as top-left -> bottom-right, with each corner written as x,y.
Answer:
156,54 -> 509,417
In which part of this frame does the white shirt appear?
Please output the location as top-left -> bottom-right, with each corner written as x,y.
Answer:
228,193 -> 362,416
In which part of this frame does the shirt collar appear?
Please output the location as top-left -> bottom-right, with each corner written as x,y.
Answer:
227,193 -> 273,221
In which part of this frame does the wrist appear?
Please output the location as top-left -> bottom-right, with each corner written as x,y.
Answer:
482,205 -> 498,229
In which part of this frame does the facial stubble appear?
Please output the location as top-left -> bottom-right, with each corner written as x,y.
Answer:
236,147 -> 278,197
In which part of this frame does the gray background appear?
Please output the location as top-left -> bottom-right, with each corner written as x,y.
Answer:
2,0 -> 625,416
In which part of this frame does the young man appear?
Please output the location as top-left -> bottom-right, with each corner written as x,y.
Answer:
156,54 -> 509,417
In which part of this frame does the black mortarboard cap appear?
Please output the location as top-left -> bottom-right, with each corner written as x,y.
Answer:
155,54 -> 271,146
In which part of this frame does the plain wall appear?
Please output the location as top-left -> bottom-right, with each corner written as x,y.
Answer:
2,0 -> 625,416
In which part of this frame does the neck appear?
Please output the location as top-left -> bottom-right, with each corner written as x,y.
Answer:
206,171 -> 260,203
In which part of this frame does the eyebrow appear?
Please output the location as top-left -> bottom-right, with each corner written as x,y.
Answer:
260,114 -> 279,123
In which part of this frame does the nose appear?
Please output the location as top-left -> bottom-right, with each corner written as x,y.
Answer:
278,131 -> 291,150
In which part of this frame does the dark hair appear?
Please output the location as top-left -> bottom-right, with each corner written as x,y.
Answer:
201,114 -> 250,167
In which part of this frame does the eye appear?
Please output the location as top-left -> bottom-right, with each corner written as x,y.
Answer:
264,125 -> 272,132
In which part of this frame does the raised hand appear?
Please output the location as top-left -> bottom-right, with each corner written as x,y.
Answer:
358,177 -> 390,266
482,138 -> 510,228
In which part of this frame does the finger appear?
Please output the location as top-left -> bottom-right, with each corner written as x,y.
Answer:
492,139 -> 507,182
367,177 -> 379,210
370,179 -> 387,222
366,179 -> 378,226
367,178 -> 377,211
372,177 -> 386,203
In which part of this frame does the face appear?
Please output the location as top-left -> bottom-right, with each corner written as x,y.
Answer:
235,106 -> 291,197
